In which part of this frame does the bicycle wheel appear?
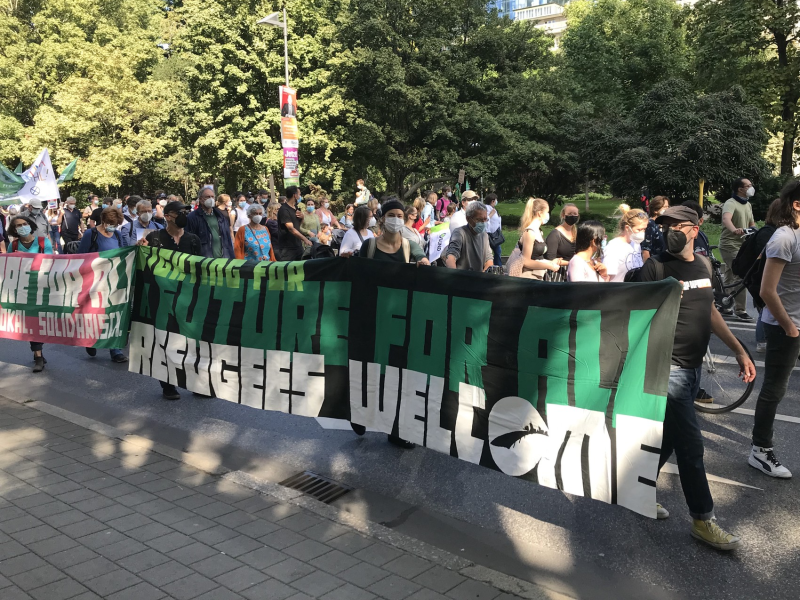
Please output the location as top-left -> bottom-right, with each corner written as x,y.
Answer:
695,335 -> 755,414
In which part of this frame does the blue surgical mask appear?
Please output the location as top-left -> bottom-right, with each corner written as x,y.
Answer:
16,225 -> 31,237
307,206 -> 314,213
105,224 -> 117,233
239,201 -> 246,208
541,213 -> 550,225
473,222 -> 487,234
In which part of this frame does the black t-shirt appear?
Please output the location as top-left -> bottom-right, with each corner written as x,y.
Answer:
278,203 -> 302,249
544,229 -> 576,261
639,253 -> 713,369
145,229 -> 203,256
90,207 -> 104,225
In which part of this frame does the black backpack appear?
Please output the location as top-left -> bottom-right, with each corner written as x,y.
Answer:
309,242 -> 335,259
735,226 -> 776,310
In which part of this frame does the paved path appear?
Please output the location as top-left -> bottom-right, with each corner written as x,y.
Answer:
0,396 -> 536,600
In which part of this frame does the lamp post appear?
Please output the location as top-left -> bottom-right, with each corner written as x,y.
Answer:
257,9 -> 290,87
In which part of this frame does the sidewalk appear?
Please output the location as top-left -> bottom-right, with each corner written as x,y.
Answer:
0,397 -> 533,600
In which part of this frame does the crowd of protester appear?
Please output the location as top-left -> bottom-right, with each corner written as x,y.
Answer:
3,175 -> 800,553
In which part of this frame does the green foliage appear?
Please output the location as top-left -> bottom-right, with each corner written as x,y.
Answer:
691,0 -> 800,175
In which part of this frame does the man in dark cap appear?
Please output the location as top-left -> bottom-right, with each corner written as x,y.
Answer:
638,205 -> 755,551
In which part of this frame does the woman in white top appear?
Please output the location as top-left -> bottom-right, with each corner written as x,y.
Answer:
339,205 -> 374,256
517,198 -> 560,279
604,204 -> 647,282
567,221 -> 610,282
315,195 -> 344,230
231,193 -> 250,233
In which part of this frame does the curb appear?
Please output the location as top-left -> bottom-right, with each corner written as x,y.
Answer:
8,395 -> 565,600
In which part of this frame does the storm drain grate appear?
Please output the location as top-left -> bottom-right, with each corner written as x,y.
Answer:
279,471 -> 353,504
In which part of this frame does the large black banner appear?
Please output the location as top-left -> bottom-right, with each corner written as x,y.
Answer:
129,249 -> 681,517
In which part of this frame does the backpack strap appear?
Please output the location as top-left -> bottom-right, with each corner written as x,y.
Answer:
695,254 -> 712,280
11,239 -> 17,252
365,237 -> 376,259
401,238 -> 410,263
89,228 -> 99,252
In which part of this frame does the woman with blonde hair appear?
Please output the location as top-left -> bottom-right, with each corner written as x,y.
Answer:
545,202 -> 579,271
412,197 -> 428,232
604,204 -> 648,282
514,198 -> 560,279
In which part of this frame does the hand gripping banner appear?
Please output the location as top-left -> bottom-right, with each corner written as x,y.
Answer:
127,249 -> 681,517
0,247 -> 136,347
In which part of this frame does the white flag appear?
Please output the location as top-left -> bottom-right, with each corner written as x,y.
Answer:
16,149 -> 60,205
428,223 -> 451,263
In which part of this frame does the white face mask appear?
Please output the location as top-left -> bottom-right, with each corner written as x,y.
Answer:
251,215 -> 262,225
541,212 -> 550,225
203,198 -> 214,208
159,200 -> 167,207
746,186 -> 755,198
139,212 -> 152,223
630,230 -> 645,244
324,203 -> 330,209
384,216 -> 403,233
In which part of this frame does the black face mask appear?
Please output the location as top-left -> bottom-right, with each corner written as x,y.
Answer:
666,229 -> 688,254
564,215 -> 579,226
174,213 -> 188,228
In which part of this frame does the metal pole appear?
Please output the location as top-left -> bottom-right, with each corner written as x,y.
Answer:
283,8 -> 290,88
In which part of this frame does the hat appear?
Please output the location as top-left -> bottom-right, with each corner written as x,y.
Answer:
461,190 -> 478,200
163,201 -> 191,215
157,192 -> 167,199
381,199 -> 405,214
655,206 -> 699,226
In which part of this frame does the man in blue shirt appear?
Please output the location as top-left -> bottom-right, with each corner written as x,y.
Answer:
121,198 -> 163,246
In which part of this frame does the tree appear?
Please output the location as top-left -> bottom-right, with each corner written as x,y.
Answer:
561,0 -> 690,114
590,79 -> 770,201
691,0 -> 800,175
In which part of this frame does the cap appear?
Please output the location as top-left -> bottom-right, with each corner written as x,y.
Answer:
655,206 -> 699,226
163,201 -> 191,214
157,192 -> 167,199
461,190 -> 478,200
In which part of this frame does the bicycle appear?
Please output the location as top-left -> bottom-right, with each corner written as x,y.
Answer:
694,231 -> 763,413
695,333 -> 755,414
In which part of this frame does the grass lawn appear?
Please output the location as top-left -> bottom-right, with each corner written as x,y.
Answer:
497,196 -> 727,259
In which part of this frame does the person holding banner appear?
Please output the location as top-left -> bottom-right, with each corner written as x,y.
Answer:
278,186 -> 312,261
20,199 -> 50,240
234,204 -> 276,262
516,198 -> 560,279
640,205 -> 755,551
7,215 -> 53,372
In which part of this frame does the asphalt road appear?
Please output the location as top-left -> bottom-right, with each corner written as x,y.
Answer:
0,310 -> 796,600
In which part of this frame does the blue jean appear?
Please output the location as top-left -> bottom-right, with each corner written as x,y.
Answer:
658,366 -> 715,520
110,348 -> 124,358
50,225 -> 62,253
491,244 -> 502,266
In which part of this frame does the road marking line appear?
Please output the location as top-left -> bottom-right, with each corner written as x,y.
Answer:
709,354 -> 800,371
731,407 -> 800,425
726,326 -> 756,333
661,463 -> 763,490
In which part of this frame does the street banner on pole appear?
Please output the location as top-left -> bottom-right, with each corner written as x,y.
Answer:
0,246 -> 135,348
126,249 -> 681,518
280,86 -> 300,187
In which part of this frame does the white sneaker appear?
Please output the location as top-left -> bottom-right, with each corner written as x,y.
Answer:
656,503 -> 669,520
756,342 -> 767,353
749,446 -> 792,478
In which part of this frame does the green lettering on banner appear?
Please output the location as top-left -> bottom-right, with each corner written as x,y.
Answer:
209,276 -> 246,344
240,282 -> 280,350
448,297 -> 491,392
374,287 -> 408,371
286,262 -> 305,291
154,276 -> 180,331
281,281 -> 319,353
573,310 -> 610,413
152,250 -> 174,280
614,310 -> 666,425
518,307 -> 571,407
406,291 -> 447,379
320,282 -> 351,366
186,255 -> 205,284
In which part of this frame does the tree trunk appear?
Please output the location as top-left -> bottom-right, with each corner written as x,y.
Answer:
773,28 -> 799,175
584,172 -> 590,212
402,176 -> 452,200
